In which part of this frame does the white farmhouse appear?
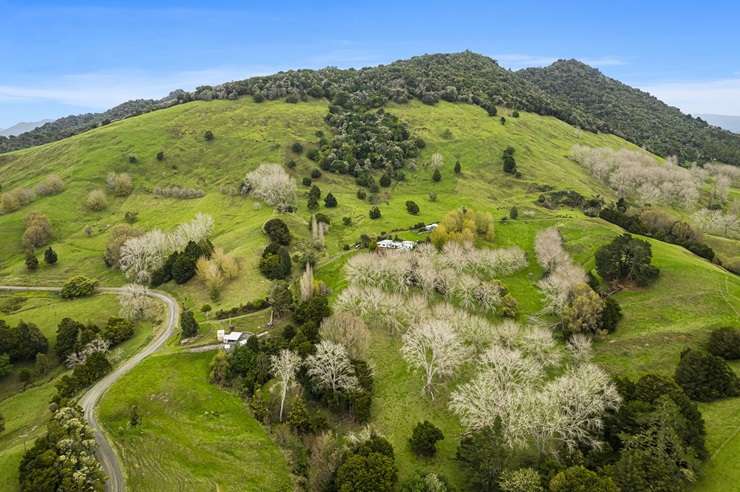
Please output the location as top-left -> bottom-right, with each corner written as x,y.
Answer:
377,239 -> 415,250
221,331 -> 251,351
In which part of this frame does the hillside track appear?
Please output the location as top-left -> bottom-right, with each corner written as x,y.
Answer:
0,285 -> 180,492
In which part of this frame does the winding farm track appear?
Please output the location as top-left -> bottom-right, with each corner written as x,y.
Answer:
0,285 -> 180,492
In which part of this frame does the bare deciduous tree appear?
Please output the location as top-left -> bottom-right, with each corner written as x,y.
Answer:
320,313 -> 370,360
270,349 -> 301,421
571,145 -> 701,208
118,283 -> 156,321
243,164 -> 297,211
305,341 -> 358,394
401,320 -> 468,398
299,262 -> 315,302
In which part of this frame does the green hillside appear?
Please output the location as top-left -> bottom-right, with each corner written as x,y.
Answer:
1,95 -> 738,491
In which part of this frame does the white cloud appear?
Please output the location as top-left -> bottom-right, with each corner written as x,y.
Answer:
641,78 -> 740,116
0,65 -> 278,110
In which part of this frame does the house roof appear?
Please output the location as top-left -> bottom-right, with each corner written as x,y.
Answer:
223,331 -> 245,342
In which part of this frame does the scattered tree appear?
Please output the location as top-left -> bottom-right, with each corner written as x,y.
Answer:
595,234 -> 660,286
118,283 -> 155,321
502,146 -> 517,174
25,254 -> 39,271
181,309 -> 199,338
325,192 -> 338,208
409,421 -> 444,457
305,341 -> 358,394
243,164 -> 297,211
43,247 -> 58,265
85,189 -> 108,211
401,320 -> 467,398
674,348 -> 739,401
270,349 -> 301,421
60,275 -> 98,298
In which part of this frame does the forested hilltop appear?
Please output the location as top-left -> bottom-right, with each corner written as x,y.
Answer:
520,60 -> 740,165
3,51 -> 740,166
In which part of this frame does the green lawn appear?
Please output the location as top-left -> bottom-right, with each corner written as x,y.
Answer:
97,351 -> 293,491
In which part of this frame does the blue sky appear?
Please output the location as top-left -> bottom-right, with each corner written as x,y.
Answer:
1,0 -> 739,128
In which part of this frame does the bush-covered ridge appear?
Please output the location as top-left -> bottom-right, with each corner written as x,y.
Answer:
520,59 -> 740,165
1,52 -> 592,154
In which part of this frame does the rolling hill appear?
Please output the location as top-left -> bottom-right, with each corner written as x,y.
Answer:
0,53 -> 739,491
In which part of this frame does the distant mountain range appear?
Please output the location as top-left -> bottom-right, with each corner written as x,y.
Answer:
0,119 -> 53,137
1,51 -> 739,165
699,114 -> 740,134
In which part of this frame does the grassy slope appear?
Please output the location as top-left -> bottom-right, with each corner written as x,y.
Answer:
0,292 -> 156,492
1,98 -> 738,489
97,351 -> 292,492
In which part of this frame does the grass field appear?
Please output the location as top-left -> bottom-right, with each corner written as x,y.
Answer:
1,96 -> 738,490
97,351 -> 293,491
0,291 -> 157,492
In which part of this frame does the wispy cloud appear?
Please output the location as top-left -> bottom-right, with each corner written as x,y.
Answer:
641,78 -> 740,116
0,65 -> 278,110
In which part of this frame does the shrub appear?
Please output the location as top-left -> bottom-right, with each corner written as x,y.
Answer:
156,151 -> 165,161
454,160 -> 462,174
259,243 -> 292,279
325,193 -> 337,208
302,177 -> 312,187
103,317 -> 135,346
509,207 -> 518,219
674,348 -> 739,401
61,276 -> 98,299
708,327 -> 740,360
44,247 -> 58,265
380,174 -> 392,187
502,146 -> 517,174
357,189 -> 367,200
264,218 -> 292,245
153,185 -> 204,199
128,154 -> 138,163
428,192 -> 437,202
85,190 -> 108,211
171,253 -> 196,284
25,254 -> 39,271
343,217 -> 352,226
600,296 -> 622,333
124,211 -> 138,223
409,421 -> 444,457
369,207 -> 381,220
204,130 -> 214,141
181,309 -> 199,338
432,168 -> 441,182
550,466 -> 617,492
405,200 -> 420,215
23,213 -> 53,249
310,169 -> 322,179
34,174 -> 65,196
106,172 -> 133,197
292,142 -> 304,154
